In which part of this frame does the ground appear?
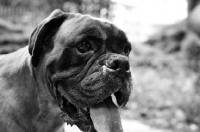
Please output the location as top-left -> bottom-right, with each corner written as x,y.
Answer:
64,118 -> 171,132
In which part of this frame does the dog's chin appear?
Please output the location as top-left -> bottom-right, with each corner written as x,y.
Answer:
55,87 -> 126,132
55,91 -> 94,132
52,71 -> 131,132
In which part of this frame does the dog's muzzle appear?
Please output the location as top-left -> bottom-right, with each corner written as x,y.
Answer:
51,54 -> 132,132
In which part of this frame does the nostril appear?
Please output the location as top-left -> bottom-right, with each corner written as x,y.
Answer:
106,59 -> 130,72
106,60 -> 119,70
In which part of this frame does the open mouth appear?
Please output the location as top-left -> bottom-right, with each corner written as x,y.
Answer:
55,87 -> 125,132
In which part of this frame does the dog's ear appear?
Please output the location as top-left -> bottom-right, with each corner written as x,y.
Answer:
29,9 -> 68,67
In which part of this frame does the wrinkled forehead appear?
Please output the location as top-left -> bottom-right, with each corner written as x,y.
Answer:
55,13 -> 128,45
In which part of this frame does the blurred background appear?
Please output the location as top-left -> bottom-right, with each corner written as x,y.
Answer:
1,0 -> 200,132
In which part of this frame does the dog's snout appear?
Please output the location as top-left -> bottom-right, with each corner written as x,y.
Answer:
106,57 -> 130,71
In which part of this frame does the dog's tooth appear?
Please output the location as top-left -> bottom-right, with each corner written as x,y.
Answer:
111,94 -> 119,107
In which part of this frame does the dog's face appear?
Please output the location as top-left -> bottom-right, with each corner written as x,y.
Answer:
29,10 -> 132,132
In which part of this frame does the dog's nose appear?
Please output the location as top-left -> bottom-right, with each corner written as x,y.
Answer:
106,57 -> 130,71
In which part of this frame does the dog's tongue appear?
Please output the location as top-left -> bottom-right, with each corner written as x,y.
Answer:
90,97 -> 124,132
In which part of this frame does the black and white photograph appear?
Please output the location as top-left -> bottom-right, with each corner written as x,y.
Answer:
0,0 -> 199,132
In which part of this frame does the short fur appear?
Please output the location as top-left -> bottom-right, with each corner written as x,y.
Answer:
0,9 -> 132,132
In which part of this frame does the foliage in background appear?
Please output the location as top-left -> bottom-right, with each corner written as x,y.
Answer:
137,17 -> 200,131
0,0 -> 110,17
0,0 -> 111,53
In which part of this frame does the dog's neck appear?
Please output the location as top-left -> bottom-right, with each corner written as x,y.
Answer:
0,46 -> 63,132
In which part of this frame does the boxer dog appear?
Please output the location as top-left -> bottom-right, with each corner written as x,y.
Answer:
0,9 -> 132,132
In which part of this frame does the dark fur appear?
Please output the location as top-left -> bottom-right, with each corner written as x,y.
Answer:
0,9 -> 132,132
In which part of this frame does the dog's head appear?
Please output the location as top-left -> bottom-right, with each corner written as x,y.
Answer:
29,9 -> 133,132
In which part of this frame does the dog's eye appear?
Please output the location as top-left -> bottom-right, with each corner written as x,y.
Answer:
76,41 -> 93,53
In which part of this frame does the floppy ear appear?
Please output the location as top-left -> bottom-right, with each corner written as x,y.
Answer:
29,9 -> 68,67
